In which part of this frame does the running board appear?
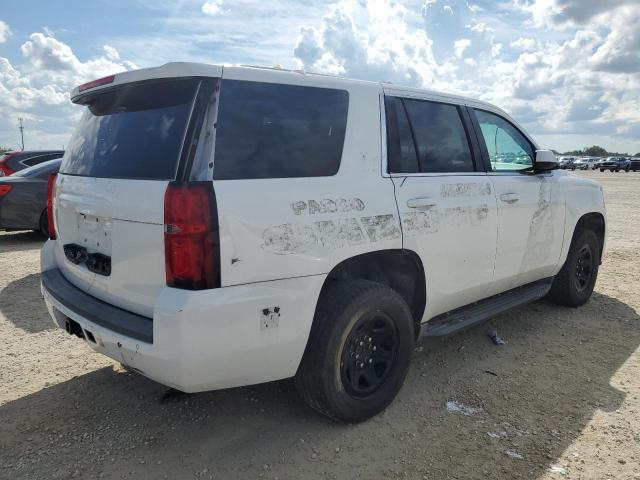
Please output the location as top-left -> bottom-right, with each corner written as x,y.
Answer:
420,278 -> 553,337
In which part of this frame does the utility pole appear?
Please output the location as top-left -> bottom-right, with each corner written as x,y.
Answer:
18,118 -> 24,151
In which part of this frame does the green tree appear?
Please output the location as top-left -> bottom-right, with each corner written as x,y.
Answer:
583,145 -> 608,157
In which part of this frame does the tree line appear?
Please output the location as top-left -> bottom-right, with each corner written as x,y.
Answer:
560,146 -> 640,157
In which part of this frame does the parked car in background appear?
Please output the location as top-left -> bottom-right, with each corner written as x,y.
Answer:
599,157 -> 629,172
558,156 -> 576,170
629,157 -> 640,172
0,150 -> 65,177
574,157 -> 597,170
0,158 -> 61,236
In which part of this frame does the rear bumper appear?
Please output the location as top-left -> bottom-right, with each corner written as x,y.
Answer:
40,240 -> 325,393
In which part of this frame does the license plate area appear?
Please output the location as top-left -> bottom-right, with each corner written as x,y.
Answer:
77,212 -> 112,255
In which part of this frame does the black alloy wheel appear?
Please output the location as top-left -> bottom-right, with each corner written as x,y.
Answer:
340,311 -> 398,398
575,244 -> 594,292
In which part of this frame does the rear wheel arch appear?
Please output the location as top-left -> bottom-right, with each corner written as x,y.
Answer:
314,249 -> 426,339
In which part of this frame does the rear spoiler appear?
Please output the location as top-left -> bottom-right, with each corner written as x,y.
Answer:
70,63 -> 223,102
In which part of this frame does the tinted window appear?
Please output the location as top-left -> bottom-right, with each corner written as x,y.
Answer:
22,153 -> 63,166
60,78 -> 199,180
213,80 -> 348,180
474,109 -> 534,171
385,96 -> 474,173
404,99 -> 474,173
22,155 -> 47,167
385,97 -> 419,173
14,159 -> 61,178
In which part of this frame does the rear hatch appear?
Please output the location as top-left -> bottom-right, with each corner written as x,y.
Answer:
54,75 -> 217,317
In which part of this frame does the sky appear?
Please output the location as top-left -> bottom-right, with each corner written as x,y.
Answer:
0,0 -> 638,154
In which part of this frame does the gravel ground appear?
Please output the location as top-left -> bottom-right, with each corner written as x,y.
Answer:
0,170 -> 639,480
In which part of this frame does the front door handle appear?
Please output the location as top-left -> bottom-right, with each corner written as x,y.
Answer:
407,197 -> 436,209
499,193 -> 520,204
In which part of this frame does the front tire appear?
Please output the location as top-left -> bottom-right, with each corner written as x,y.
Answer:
547,229 -> 600,307
295,279 -> 414,422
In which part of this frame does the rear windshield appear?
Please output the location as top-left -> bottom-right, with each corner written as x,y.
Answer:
213,80 -> 349,180
60,78 -> 200,180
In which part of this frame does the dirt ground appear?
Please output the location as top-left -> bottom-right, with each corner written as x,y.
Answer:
0,170 -> 639,480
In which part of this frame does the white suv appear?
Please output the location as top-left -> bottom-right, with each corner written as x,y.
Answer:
41,63 -> 606,422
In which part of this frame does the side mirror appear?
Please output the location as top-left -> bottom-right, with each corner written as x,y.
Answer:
534,150 -> 558,172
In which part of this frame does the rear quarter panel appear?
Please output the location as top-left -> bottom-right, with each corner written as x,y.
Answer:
213,72 -> 400,286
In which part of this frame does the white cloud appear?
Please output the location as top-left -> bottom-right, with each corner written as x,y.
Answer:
0,32 -> 136,149
201,0 -> 223,16
0,20 -> 10,43
510,37 -> 536,51
294,0 -> 441,87
453,38 -> 470,57
589,5 -> 640,73
517,0 -> 630,27
103,45 -> 120,61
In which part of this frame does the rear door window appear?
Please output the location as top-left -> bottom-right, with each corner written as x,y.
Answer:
385,96 -> 475,173
60,78 -> 200,180
213,80 -> 349,180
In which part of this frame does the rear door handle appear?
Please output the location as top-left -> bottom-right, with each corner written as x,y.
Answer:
407,197 -> 436,209
499,193 -> 520,204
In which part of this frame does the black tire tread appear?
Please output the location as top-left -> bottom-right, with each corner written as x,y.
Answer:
295,279 -> 412,422
547,228 -> 599,307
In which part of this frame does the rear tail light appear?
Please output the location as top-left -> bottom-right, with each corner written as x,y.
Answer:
46,174 -> 57,240
164,182 -> 220,290
0,184 -> 12,196
78,74 -> 116,92
0,152 -> 17,176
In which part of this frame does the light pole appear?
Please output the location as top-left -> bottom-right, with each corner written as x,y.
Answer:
18,117 -> 25,151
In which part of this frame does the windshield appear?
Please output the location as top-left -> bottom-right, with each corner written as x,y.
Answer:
13,158 -> 61,178
60,78 -> 200,180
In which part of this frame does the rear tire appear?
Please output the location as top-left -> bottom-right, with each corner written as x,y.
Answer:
547,229 -> 600,307
295,279 -> 414,423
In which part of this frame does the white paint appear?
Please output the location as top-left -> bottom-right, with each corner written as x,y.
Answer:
395,175 -> 498,319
